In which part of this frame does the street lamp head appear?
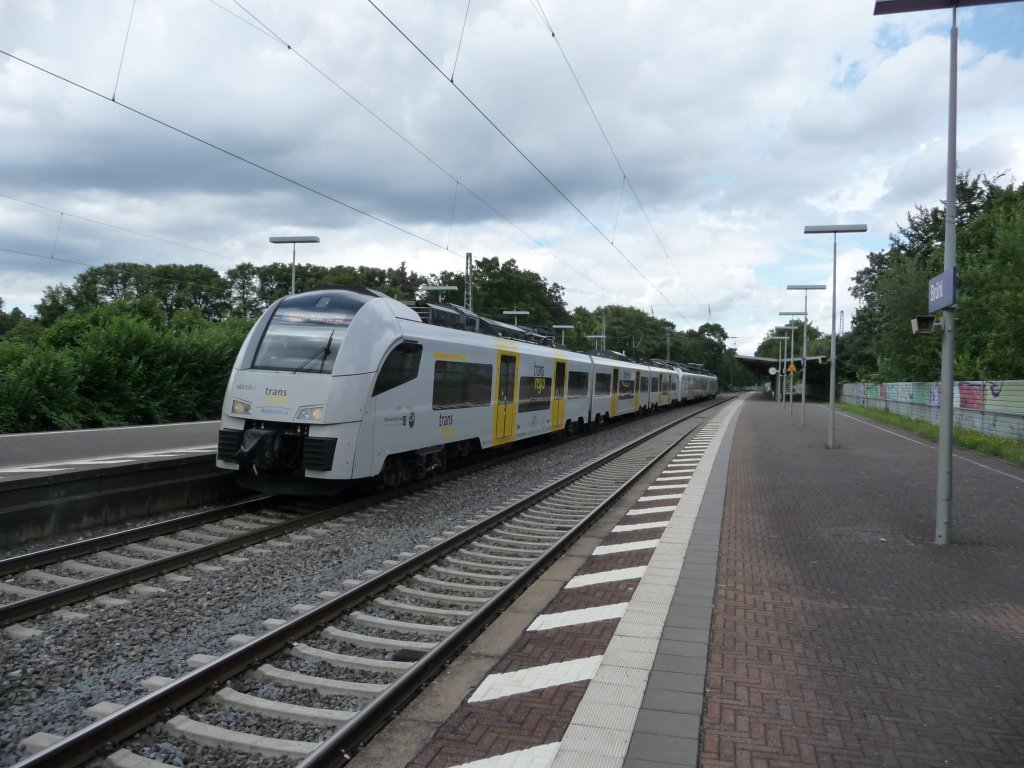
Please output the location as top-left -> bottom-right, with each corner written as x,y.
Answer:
803,224 -> 867,235
779,312 -> 807,316
420,285 -> 457,302
787,284 -> 827,291
269,236 -> 320,244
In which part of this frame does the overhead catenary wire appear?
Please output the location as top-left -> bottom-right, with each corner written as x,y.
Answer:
4,6 -> 693,327
0,48 -> 449,254
219,0 -> 608,297
112,0 -> 137,102
0,192 -> 234,262
531,0 -> 698,312
363,0 -> 690,326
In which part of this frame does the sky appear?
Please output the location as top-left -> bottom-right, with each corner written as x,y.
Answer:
1,0 -> 1022,355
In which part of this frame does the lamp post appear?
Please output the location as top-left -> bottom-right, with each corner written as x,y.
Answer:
421,285 -> 458,302
872,0 -> 1021,543
269,235 -> 320,295
768,335 -> 786,403
780,314 -> 806,413
502,310 -> 529,327
553,324 -> 574,346
785,283 -> 826,426
803,224 -> 867,448
780,325 -> 798,413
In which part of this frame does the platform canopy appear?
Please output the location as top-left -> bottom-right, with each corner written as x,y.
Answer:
735,355 -> 827,376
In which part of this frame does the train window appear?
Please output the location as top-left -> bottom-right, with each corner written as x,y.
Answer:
518,375 -> 552,413
252,293 -> 362,373
640,375 -> 649,393
567,371 -> 589,398
372,342 -> 423,396
595,373 -> 612,396
432,361 -> 493,409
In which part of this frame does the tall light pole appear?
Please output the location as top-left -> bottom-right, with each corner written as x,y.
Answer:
872,0 -> 1022,545
803,224 -> 867,448
269,235 -> 320,295
780,325 -> 798,413
786,284 -> 826,425
553,324 -> 574,346
780,314 -> 806,413
768,335 -> 786,403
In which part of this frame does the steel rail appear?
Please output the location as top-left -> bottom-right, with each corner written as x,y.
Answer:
0,424 -> 571,626
12,396 -> 729,768
0,495 -> 268,577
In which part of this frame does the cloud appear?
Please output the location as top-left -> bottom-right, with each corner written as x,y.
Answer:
0,0 -> 1020,357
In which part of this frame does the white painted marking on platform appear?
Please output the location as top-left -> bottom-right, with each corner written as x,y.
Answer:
469,656 -> 603,703
592,539 -> 660,556
626,505 -> 675,516
637,493 -> 683,502
566,566 -> 647,589
448,741 -> 560,768
528,603 -> 629,632
649,482 -> 688,490
612,521 -> 669,533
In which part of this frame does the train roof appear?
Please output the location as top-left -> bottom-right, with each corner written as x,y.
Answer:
403,298 -> 561,347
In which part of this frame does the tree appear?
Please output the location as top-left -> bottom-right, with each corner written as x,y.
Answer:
845,172 -> 1015,381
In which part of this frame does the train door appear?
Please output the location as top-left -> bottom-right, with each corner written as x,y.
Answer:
551,359 -> 567,432
611,367 -> 619,418
493,351 -> 518,445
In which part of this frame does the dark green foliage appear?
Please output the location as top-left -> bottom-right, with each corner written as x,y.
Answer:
0,343 -> 83,431
0,299 -> 251,432
845,173 -> 1024,382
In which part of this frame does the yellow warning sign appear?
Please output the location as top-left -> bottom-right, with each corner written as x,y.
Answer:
787,362 -> 797,373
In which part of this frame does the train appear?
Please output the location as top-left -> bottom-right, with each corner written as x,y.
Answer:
216,287 -> 718,494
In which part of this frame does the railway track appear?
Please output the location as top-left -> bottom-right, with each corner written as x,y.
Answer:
0,398 -> 733,631
0,497 -> 341,628
0,426 -> 560,629
11,397 -> 729,768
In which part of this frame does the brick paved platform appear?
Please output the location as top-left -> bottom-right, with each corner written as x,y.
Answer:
703,398 -> 1024,768
349,396 -> 1024,768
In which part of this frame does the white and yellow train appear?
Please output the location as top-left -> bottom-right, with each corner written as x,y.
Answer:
216,287 -> 717,494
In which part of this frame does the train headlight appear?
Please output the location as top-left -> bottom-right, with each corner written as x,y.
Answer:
295,405 -> 325,423
231,398 -> 252,416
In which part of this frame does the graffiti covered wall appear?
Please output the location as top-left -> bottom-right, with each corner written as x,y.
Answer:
840,380 -> 1024,441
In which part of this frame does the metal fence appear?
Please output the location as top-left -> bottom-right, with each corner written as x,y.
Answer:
840,380 -> 1024,442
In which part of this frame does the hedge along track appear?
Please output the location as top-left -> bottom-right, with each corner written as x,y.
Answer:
12,396 -> 729,768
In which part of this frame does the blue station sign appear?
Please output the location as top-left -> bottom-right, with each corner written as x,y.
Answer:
928,267 -> 957,313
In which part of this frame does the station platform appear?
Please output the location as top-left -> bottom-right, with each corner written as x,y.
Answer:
0,421 -> 230,548
0,420 -> 218,483
350,394 -> 1024,768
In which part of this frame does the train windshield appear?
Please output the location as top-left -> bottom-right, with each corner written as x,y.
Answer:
252,292 -> 366,373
